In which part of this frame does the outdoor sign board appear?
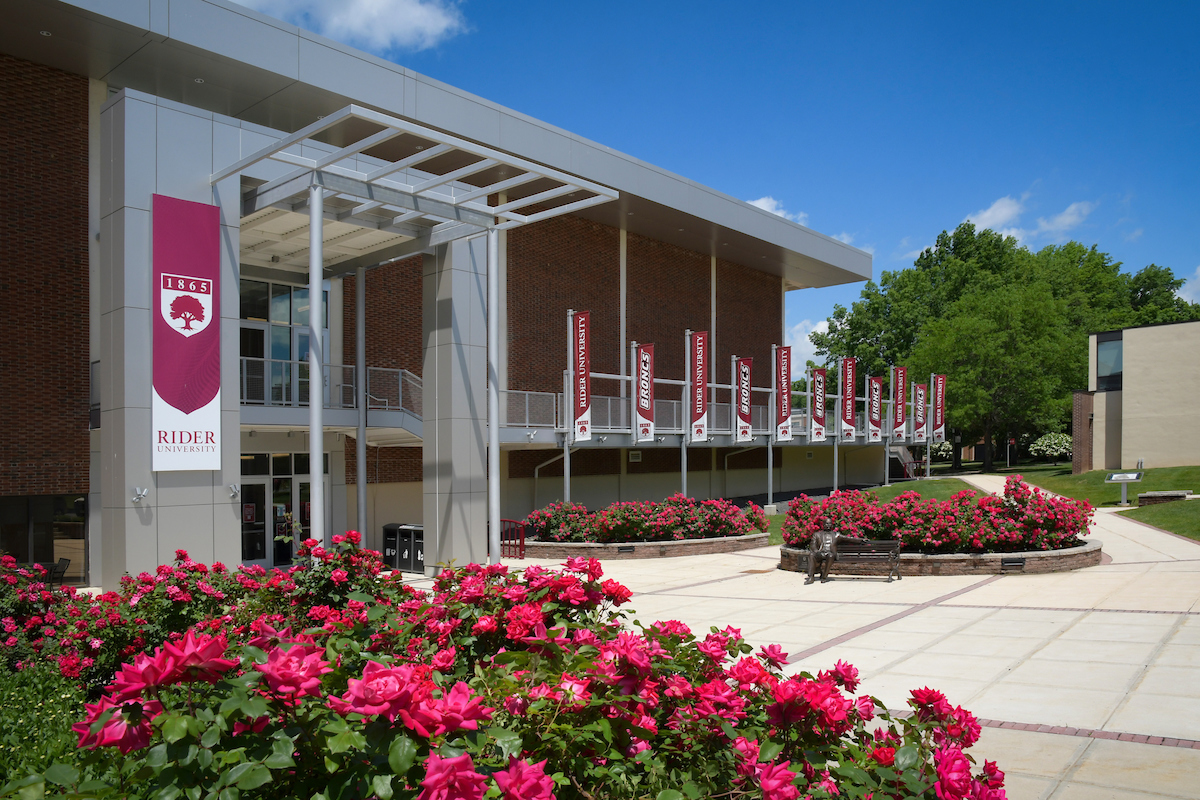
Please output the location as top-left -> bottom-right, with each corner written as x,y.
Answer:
152,194 -> 221,471
810,368 -> 827,442
892,366 -> 907,441
572,311 -> 591,441
634,343 -> 655,443
690,331 -> 709,442
774,345 -> 792,441
735,357 -> 753,443
913,382 -> 928,444
932,374 -> 948,443
840,357 -> 857,442
867,376 -> 883,443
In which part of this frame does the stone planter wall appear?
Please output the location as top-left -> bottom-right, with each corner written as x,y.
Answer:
525,533 -> 770,561
779,540 -> 1102,577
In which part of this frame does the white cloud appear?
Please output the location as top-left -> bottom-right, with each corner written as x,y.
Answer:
964,195 -> 1026,230
748,196 -> 809,226
1124,227 -> 1143,242
834,232 -> 854,244
236,0 -> 466,52
1034,201 -> 1096,238
785,319 -> 828,378
1180,265 -> 1200,305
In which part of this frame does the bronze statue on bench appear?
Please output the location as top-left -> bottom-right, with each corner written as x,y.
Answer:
806,519 -> 903,584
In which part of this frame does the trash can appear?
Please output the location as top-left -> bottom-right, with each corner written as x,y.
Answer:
381,523 -> 403,570
397,524 -> 423,574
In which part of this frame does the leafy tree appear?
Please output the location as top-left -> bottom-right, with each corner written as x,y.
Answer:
808,223 -> 1199,470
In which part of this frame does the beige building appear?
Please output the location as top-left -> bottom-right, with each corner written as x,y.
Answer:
1073,320 -> 1200,472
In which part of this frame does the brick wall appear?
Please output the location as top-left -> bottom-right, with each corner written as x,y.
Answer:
0,55 -> 90,495
342,255 -> 423,374
714,259 -> 781,399
508,215 -> 620,395
1072,392 -> 1093,474
627,231 -> 711,382
509,448 -> 620,479
343,439 -> 421,484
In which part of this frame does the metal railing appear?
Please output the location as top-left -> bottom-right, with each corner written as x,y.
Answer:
240,358 -> 422,417
502,390 -> 559,427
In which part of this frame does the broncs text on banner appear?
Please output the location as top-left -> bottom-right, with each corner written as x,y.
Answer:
868,377 -> 883,443
572,311 -> 591,441
913,382 -> 928,444
840,357 -> 857,442
774,345 -> 792,441
932,374 -> 948,443
735,357 -> 753,443
635,344 -> 655,442
810,368 -> 827,443
152,195 -> 221,471
892,366 -> 908,441
690,331 -> 709,442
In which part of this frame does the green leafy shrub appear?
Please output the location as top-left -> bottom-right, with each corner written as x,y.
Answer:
1028,432 -> 1072,463
524,495 -> 760,543
0,663 -> 88,778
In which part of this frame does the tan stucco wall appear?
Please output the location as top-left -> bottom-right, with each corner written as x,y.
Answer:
1120,321 -> 1200,468
1091,390 -> 1122,471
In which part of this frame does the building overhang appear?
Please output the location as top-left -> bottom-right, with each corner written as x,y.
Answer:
4,0 -> 872,289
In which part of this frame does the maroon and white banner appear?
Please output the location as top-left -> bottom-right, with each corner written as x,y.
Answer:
152,195 -> 221,471
868,377 -> 883,443
634,344 -> 655,443
913,382 -> 928,444
690,331 -> 709,442
932,374 -> 947,443
892,366 -> 908,441
572,311 -> 591,441
735,357 -> 753,443
774,345 -> 792,441
840,357 -> 857,442
810,368 -> 827,442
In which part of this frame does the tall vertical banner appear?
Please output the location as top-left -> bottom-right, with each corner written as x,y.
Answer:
735,357 -> 753,443
892,366 -> 908,441
932,374 -> 948,443
572,311 -> 591,441
912,382 -> 928,444
867,377 -> 883,443
152,195 -> 221,471
690,331 -> 709,442
774,345 -> 792,441
810,368 -> 827,442
840,357 -> 857,442
634,344 -> 655,442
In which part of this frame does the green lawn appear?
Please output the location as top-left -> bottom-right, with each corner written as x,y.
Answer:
993,463 -> 1200,508
867,478 -> 979,503
1118,501 -> 1200,542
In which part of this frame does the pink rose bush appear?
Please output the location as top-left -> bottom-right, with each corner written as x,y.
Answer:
525,493 -> 770,544
781,476 -> 1092,554
0,534 -> 1006,800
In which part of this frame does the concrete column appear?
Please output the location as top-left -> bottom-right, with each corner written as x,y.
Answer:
98,90 -> 241,589
422,236 -> 488,574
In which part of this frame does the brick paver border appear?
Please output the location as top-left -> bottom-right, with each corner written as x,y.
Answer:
978,718 -> 1200,750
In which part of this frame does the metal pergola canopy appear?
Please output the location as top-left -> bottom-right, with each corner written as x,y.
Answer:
213,104 -> 619,274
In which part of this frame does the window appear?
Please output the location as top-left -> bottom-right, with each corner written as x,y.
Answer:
1096,332 -> 1122,392
0,495 -> 87,583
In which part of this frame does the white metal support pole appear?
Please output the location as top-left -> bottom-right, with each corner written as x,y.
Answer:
564,312 -> 574,504
768,345 -> 776,506
355,266 -> 367,539
629,341 -> 638,439
487,228 -> 501,564
308,182 -> 326,545
832,363 -> 839,493
926,374 -> 933,480
682,329 -> 691,497
884,378 -> 892,487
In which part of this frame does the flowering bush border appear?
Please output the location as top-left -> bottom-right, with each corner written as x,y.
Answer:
3,539 -> 1008,800
525,494 -> 770,544
781,476 -> 1092,554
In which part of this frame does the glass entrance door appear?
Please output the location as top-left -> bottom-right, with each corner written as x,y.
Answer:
272,477 -> 294,566
240,482 -> 268,563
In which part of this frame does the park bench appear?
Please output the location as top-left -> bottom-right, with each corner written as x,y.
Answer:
807,532 -> 901,584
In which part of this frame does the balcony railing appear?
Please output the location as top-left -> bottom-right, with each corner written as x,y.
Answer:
240,358 -> 422,417
498,391 -> 787,436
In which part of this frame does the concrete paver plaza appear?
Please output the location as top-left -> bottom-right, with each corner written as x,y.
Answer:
498,474 -> 1200,799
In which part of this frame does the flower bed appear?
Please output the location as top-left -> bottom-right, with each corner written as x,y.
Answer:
1,538 -> 1010,799
524,494 -> 769,544
781,476 -> 1093,554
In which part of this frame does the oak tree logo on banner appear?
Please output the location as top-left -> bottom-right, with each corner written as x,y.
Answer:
160,274 -> 214,338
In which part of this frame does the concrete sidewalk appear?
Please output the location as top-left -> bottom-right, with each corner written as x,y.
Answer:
487,474 -> 1200,799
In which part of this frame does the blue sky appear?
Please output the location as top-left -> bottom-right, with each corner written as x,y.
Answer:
241,0 -> 1200,373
